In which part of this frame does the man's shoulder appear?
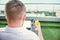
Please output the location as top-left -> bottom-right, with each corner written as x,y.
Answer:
25,29 -> 35,34
0,31 -> 6,34
0,29 -> 40,40
26,30 -> 37,36
0,31 -> 9,36
25,29 -> 40,40
0,31 -> 8,39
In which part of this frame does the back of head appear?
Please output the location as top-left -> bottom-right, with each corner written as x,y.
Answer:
5,0 -> 26,21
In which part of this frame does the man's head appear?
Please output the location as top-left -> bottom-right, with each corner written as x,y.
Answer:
5,0 -> 26,22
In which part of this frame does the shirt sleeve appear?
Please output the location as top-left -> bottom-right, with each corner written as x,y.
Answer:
34,34 -> 40,40
32,32 -> 40,40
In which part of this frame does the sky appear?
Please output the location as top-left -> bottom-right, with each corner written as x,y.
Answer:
0,0 -> 60,11
0,0 -> 60,4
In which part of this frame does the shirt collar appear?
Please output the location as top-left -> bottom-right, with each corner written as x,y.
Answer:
5,26 -> 27,33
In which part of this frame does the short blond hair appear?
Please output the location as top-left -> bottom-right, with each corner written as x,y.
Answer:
6,0 -> 26,21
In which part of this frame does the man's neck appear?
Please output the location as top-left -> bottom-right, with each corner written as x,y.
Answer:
8,22 -> 23,28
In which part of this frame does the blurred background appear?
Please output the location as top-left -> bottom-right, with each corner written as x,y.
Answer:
0,0 -> 60,40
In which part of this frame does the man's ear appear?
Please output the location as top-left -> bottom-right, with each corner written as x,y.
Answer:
5,13 -> 7,20
22,14 -> 26,21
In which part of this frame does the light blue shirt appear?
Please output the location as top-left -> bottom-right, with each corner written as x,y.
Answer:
0,26 -> 40,40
